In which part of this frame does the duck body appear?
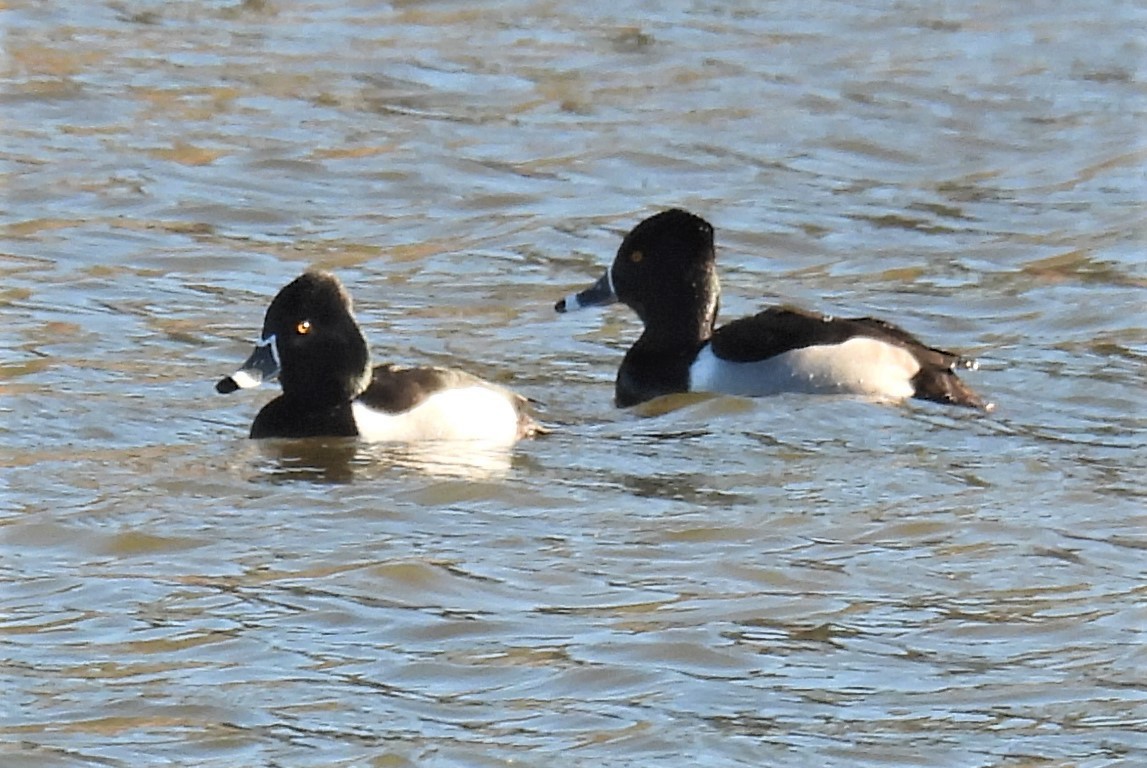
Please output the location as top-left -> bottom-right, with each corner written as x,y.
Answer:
218,271 -> 540,443
556,208 -> 989,411
245,363 -> 530,442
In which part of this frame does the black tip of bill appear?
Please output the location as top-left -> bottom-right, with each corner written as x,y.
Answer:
555,271 -> 617,314
216,336 -> 279,395
216,376 -> 240,394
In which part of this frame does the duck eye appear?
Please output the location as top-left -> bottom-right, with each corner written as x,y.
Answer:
630,250 -> 643,263
295,320 -> 311,335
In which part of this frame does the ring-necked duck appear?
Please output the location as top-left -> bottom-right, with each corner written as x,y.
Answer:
217,271 -> 543,442
555,208 -> 990,411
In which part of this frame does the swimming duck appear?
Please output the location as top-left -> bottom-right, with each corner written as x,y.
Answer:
555,208 -> 990,410
218,270 -> 542,442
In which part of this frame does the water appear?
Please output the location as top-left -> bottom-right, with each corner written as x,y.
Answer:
3,1 -> 1145,765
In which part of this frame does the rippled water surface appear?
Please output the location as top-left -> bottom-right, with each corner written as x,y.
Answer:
3,1 -> 1146,766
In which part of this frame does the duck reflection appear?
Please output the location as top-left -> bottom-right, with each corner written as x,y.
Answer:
254,437 -> 516,483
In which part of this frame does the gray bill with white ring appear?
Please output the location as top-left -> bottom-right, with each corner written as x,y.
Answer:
554,268 -> 617,313
216,334 -> 281,394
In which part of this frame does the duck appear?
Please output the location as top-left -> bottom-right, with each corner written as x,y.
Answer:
555,208 -> 990,411
217,270 -> 543,442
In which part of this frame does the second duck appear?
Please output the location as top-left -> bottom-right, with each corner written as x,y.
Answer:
555,208 -> 989,411
218,270 -> 542,442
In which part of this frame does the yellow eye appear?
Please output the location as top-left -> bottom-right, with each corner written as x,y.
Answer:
630,250 -> 643,263
296,320 -> 311,335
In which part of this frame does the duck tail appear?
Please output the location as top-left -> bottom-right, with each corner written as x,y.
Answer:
912,362 -> 994,412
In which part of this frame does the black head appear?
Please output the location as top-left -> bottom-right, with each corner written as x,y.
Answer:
266,271 -> 371,403
609,209 -> 720,338
217,271 -> 372,406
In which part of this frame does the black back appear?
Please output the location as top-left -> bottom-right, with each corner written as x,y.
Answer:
709,306 -> 961,364
360,364 -> 481,414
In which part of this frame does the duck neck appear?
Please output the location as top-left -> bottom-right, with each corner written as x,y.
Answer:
281,351 -> 372,409
635,283 -> 719,353
619,308 -> 714,408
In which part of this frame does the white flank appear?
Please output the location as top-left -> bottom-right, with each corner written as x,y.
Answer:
351,386 -> 521,445
689,337 -> 920,400
230,369 -> 264,390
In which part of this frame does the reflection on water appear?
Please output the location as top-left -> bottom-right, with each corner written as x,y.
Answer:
2,0 -> 1145,766
254,437 -> 519,483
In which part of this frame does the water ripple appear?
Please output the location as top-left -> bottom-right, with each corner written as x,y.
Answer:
3,0 -> 1145,766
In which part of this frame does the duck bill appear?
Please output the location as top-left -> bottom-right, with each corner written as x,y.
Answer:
216,335 -> 280,394
554,269 -> 617,313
